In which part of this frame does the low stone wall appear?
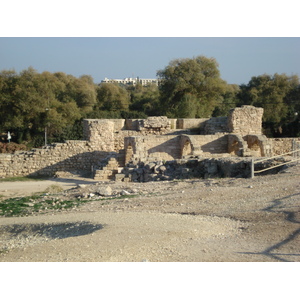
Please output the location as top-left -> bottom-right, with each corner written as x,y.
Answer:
270,138 -> 300,156
119,156 -> 289,182
124,119 -> 141,130
203,117 -> 228,134
124,133 -> 229,164
176,118 -> 209,130
187,134 -> 228,155
121,157 -> 253,181
244,135 -> 273,157
108,119 -> 126,131
0,119 -> 117,178
124,135 -> 182,164
0,141 -> 110,177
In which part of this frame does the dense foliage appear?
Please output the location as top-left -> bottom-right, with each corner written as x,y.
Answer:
1,57 -> 299,151
157,56 -> 228,117
237,73 -> 300,136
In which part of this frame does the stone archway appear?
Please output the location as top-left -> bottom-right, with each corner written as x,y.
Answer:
182,140 -> 193,157
180,136 -> 195,158
247,140 -> 262,156
228,134 -> 247,156
245,135 -> 272,157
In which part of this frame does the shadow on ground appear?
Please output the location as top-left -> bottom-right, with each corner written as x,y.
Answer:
49,177 -> 98,186
239,192 -> 300,262
0,221 -> 103,240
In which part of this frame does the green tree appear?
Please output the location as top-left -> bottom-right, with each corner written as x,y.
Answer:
96,83 -> 130,112
237,73 -> 300,136
128,83 -> 160,116
59,74 -> 97,114
157,56 -> 227,117
0,68 -> 85,146
0,69 -> 20,130
213,84 -> 240,117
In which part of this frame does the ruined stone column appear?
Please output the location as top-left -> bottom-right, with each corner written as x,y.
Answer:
227,106 -> 264,136
82,119 -> 115,151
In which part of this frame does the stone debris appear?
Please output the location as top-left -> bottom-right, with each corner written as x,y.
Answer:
96,186 -> 112,196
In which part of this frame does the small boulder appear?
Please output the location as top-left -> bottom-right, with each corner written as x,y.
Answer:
96,186 -> 112,196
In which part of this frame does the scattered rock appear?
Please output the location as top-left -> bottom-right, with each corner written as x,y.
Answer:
121,190 -> 130,196
96,186 -> 112,196
77,184 -> 87,189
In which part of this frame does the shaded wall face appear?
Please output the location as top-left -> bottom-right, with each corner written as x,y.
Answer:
228,134 -> 247,156
176,118 -> 209,130
182,134 -> 228,155
124,136 -> 181,163
0,141 -> 111,177
147,136 -> 181,161
244,135 -> 273,157
125,134 -> 231,164
181,140 -> 193,157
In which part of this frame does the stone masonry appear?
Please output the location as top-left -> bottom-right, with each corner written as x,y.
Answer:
0,105 -> 297,179
0,120 -> 116,178
227,105 -> 264,136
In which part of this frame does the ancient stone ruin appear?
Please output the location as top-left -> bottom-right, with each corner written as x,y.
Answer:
0,105 -> 299,180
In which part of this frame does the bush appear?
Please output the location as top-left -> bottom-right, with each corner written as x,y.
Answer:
0,142 -> 27,153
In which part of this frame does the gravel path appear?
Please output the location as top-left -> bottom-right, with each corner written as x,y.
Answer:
1,164 -> 300,262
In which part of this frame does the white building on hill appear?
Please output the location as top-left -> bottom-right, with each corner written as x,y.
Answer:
101,77 -> 160,86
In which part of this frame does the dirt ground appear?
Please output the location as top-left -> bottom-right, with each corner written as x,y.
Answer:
0,164 -> 299,262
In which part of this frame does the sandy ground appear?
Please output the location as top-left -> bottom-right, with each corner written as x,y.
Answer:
0,164 -> 299,262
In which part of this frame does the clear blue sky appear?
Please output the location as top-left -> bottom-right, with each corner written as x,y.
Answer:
1,37 -> 299,85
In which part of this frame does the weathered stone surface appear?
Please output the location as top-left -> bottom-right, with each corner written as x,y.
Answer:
142,116 -> 170,129
227,105 -> 264,136
204,117 -> 228,134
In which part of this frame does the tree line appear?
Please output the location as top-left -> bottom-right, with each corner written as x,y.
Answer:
0,56 -> 299,149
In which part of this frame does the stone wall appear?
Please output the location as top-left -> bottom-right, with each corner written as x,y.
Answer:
124,135 -> 182,164
121,157 -> 253,181
124,119 -> 141,130
0,120 -> 117,178
1,106 -> 296,179
0,141 -> 110,177
141,116 -> 170,131
244,135 -> 272,157
203,117 -> 228,134
180,134 -> 228,157
176,118 -> 209,130
228,134 -> 248,157
107,119 -> 126,131
227,105 -> 263,136
270,138 -> 300,156
82,119 -> 115,151
124,133 -> 229,164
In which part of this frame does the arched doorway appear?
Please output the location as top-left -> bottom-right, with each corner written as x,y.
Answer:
181,139 -> 193,158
